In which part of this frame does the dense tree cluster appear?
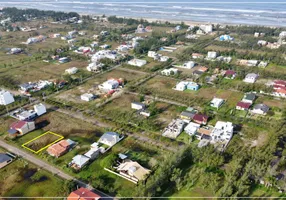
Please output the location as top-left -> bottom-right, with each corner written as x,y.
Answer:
1,7 -> 79,22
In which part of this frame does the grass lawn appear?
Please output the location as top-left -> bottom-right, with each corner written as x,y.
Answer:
164,187 -> 215,200
0,155 -> 69,198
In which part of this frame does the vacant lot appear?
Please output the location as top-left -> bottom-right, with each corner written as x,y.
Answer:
54,68 -> 145,105
23,131 -> 63,153
0,148 -> 69,198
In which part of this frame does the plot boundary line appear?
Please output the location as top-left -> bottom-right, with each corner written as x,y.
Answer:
21,131 -> 64,154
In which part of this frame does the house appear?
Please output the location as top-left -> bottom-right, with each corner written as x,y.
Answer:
10,48 -> 22,54
184,122 -> 201,136
69,155 -> 90,169
279,31 -> 286,38
117,45 -> 129,52
59,57 -> 70,63
199,24 -> 213,34
162,119 -> 185,139
78,31 -> 86,36
98,132 -> 122,147
81,93 -> 96,102
258,61 -> 268,68
176,61 -> 195,69
236,101 -> 251,111
180,111 -> 196,122
175,81 -> 199,91
210,98 -> 224,109
131,102 -> 146,110
159,56 -> 169,62
242,93 -> 256,104
8,121 -> 35,136
67,187 -> 100,200
87,62 -> 104,72
251,104 -> 269,115
65,67 -> 78,75
47,139 -> 76,158
100,44 -> 110,49
244,73 -> 259,83
14,110 -> 37,121
0,90 -> 15,105
100,31 -> 109,36
98,79 -> 121,91
67,39 -> 77,45
257,40 -> 267,46
117,160 -> 151,182
0,153 -> 13,169
273,80 -> 286,97
247,60 -> 258,67
197,66 -> 208,72
34,103 -> 46,116
207,51 -> 217,59
193,114 -> 208,125
219,35 -> 233,41
128,59 -> 147,67
192,53 -> 204,59
148,51 -> 157,58
187,82 -> 200,91
161,68 -> 178,76
254,32 -> 260,37
224,70 -> 236,79
210,121 -> 234,143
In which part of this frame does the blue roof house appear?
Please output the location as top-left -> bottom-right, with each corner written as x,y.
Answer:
187,82 -> 200,91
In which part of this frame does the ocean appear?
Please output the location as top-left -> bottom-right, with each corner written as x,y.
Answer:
0,0 -> 286,26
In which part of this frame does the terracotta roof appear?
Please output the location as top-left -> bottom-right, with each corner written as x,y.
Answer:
275,88 -> 286,94
10,121 -> 28,130
198,66 -> 208,72
67,188 -> 100,200
236,101 -> 251,109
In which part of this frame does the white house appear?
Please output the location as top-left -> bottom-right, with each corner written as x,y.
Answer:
148,51 -> 157,58
279,31 -> 286,38
81,93 -> 95,102
210,98 -> 224,109
243,73 -> 259,83
34,103 -> 46,116
0,90 -> 15,105
184,122 -> 201,136
199,24 -> 213,34
65,67 -> 78,75
86,62 -> 104,72
117,45 -> 129,52
210,121 -> 234,143
207,51 -> 217,59
99,79 -> 120,91
131,102 -> 146,110
161,68 -> 178,76
175,61 -> 195,69
98,132 -> 121,147
162,119 -> 185,139
175,81 -> 188,91
128,59 -> 147,67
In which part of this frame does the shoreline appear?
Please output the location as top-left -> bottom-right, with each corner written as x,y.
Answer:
79,12 -> 280,28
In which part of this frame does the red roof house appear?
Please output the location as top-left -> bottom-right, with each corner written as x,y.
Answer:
224,70 -> 236,79
67,188 -> 101,200
236,101 -> 251,111
8,120 -> 35,136
193,114 -> 209,125
47,139 -> 75,158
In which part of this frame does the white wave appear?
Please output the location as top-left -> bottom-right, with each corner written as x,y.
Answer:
176,6 -> 286,14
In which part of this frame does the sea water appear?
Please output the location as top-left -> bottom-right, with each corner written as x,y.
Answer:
0,0 -> 285,26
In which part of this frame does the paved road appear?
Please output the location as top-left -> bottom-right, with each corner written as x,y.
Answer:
0,140 -> 112,199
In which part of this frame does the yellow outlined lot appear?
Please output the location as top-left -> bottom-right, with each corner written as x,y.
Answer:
22,131 -> 64,154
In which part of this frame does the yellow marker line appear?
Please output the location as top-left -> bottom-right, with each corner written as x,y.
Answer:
22,131 -> 64,154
